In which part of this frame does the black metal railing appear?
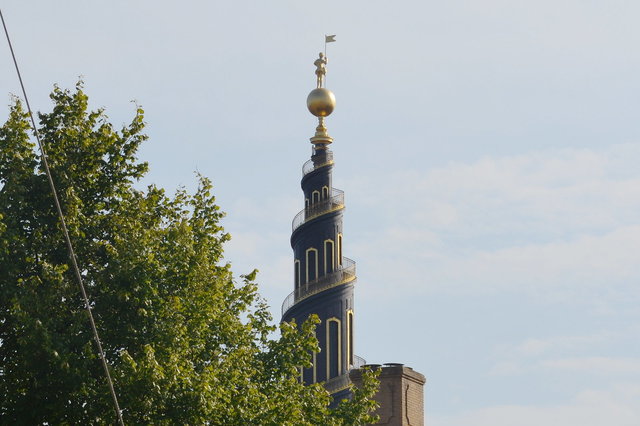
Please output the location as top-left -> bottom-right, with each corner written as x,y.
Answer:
302,151 -> 334,176
324,373 -> 351,394
292,188 -> 344,232
281,257 -> 356,317
323,354 -> 367,394
351,354 -> 367,370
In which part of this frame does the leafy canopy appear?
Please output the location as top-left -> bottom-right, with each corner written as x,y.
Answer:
0,83 -> 378,424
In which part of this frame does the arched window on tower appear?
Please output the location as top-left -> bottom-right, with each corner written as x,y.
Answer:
324,239 -> 335,275
305,198 -> 310,209
337,233 -> 343,266
322,185 -> 329,199
312,190 -> 320,204
306,248 -> 318,282
326,318 -> 341,379
294,260 -> 300,288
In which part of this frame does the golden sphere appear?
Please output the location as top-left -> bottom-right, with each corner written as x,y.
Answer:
307,88 -> 336,117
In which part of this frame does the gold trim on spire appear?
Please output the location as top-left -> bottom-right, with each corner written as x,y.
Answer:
307,51 -> 336,146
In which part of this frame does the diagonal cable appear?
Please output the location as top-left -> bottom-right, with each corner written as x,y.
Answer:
1,8 -> 125,425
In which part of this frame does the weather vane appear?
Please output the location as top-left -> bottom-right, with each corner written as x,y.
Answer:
307,35 -> 337,147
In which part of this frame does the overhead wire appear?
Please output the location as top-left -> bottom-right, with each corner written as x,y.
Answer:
0,8 -> 125,425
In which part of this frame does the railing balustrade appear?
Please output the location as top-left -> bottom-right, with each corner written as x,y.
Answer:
292,188 -> 344,232
282,257 -> 356,316
302,151 -> 334,176
351,354 -> 367,370
322,355 -> 367,394
323,373 -> 351,394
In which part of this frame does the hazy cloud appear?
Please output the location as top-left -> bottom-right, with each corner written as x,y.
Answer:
350,143 -> 640,303
431,384 -> 640,426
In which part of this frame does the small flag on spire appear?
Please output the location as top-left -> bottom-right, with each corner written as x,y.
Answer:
325,34 -> 336,43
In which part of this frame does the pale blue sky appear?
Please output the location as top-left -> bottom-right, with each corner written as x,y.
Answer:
2,1 -> 639,424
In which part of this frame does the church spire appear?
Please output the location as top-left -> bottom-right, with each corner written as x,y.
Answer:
281,51 -> 359,397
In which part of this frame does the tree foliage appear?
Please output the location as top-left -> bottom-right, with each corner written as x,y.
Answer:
0,83 -> 378,424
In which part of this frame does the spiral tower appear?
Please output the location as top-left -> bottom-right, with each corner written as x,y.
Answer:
281,53 -> 361,398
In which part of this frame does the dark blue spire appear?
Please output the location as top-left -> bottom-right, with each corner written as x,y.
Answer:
282,142 -> 357,393
281,54 -> 363,397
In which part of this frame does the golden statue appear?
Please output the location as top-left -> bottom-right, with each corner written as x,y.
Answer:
314,52 -> 328,88
307,50 -> 336,145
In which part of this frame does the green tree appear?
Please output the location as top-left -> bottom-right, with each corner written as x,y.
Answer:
0,83 -> 378,425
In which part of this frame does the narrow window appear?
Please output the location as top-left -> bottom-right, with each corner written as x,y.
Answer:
312,190 -> 320,204
322,186 -> 329,199
324,239 -> 335,274
306,248 -> 318,282
337,234 -> 343,266
305,198 -> 310,208
294,260 -> 300,288
326,318 -> 341,379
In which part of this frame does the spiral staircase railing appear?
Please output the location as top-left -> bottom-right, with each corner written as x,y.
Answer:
292,188 -> 344,232
352,354 -> 367,370
302,151 -> 334,176
322,354 -> 366,394
323,373 -> 351,394
281,257 -> 356,317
